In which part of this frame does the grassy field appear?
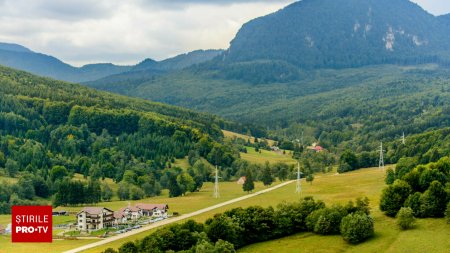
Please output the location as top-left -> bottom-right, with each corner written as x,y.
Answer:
2,167 -> 449,253
0,180 -> 275,253
222,130 -> 276,146
0,175 -> 18,184
85,166 -> 449,253
240,147 -> 296,165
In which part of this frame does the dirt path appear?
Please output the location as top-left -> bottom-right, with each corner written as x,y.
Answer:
63,180 -> 294,253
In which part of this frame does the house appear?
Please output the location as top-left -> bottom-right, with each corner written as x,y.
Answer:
313,146 -> 324,152
118,206 -> 141,221
0,224 -> 5,235
237,176 -> 246,185
77,207 -> 114,231
135,204 -> 169,217
113,211 -> 128,225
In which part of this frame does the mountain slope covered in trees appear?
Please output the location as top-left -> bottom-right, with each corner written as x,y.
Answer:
84,0 -> 450,157
0,65 -> 257,211
225,0 -> 450,68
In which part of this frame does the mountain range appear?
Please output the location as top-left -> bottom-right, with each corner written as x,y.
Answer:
0,42 -> 222,83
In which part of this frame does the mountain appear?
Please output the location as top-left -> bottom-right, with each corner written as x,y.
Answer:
86,49 -> 223,92
0,42 -> 32,53
0,43 -> 222,83
0,43 -> 131,82
223,0 -> 450,68
8,0 -> 450,154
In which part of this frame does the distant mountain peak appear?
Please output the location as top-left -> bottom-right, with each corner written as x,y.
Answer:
224,0 -> 449,69
0,42 -> 33,53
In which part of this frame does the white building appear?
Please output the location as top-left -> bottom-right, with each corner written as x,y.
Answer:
77,207 -> 114,231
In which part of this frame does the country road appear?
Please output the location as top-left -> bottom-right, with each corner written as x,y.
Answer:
63,180 -> 294,253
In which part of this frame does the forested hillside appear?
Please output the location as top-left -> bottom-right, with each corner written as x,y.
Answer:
225,0 -> 450,68
88,64 -> 450,156
0,65 -> 265,212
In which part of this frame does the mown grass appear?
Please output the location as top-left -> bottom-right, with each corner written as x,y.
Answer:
240,147 -> 296,165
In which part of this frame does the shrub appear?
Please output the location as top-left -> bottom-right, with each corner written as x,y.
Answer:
396,207 -> 416,230
380,180 -> 412,217
306,209 -> 326,232
314,206 -> 347,235
404,192 -> 422,217
340,212 -> 374,244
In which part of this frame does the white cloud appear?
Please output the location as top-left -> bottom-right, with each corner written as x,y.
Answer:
0,0 -> 294,66
411,0 -> 450,15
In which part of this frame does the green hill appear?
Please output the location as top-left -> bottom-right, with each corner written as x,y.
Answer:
0,65 -> 249,211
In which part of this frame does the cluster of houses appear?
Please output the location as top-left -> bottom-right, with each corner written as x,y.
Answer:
76,203 -> 169,231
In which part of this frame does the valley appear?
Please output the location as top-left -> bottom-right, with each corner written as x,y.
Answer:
0,0 -> 449,252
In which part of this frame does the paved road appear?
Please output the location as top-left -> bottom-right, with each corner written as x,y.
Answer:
63,180 -> 294,253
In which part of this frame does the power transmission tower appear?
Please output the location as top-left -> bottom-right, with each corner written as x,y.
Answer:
296,162 -> 302,193
379,142 -> 385,170
213,166 -> 220,198
401,132 -> 406,145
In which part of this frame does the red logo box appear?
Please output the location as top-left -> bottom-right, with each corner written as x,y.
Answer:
12,206 -> 52,243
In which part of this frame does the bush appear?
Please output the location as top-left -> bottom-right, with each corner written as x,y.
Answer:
314,206 -> 347,235
396,207 -> 416,230
380,180 -> 412,217
404,192 -> 422,217
306,209 -> 325,232
340,212 -> 374,244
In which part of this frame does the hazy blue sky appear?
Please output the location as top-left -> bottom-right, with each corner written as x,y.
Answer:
0,0 -> 448,66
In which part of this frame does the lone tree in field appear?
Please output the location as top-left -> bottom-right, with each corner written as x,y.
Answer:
261,162 -> 274,186
306,174 -> 315,185
396,207 -> 416,230
243,169 -> 255,193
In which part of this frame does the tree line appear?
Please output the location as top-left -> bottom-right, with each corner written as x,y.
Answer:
103,197 -> 374,253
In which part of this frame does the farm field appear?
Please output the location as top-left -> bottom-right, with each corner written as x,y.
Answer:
240,147 -> 296,165
83,166 -> 450,253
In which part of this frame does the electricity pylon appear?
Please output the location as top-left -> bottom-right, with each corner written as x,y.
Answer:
296,162 -> 301,193
379,142 -> 385,170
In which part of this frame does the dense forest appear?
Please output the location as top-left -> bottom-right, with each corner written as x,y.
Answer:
0,66 -> 274,213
